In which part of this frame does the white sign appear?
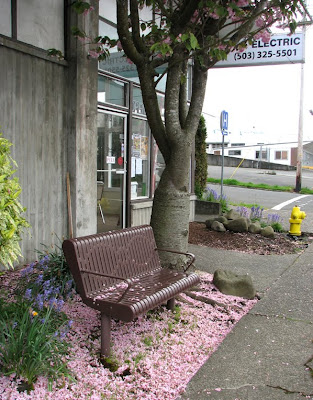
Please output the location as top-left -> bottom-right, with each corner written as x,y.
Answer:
215,33 -> 304,68
106,156 -> 115,164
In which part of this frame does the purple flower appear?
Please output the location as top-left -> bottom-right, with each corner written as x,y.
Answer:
36,293 -> 44,310
21,264 -> 35,277
39,255 -> 50,266
24,288 -> 32,301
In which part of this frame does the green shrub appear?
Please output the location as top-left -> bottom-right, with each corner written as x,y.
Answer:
0,298 -> 72,390
271,222 -> 284,232
0,134 -> 30,269
17,239 -> 75,301
195,116 -> 208,199
204,187 -> 229,213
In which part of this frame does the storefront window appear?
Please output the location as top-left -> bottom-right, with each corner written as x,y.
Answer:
132,86 -> 146,116
0,0 -> 11,37
98,75 -> 127,107
131,119 -> 150,199
157,93 -> 165,118
18,0 -> 64,51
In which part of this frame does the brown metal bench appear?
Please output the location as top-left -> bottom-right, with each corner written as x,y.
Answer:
62,225 -> 200,358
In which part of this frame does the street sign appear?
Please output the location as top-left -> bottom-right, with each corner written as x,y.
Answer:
214,33 -> 304,68
220,110 -> 228,132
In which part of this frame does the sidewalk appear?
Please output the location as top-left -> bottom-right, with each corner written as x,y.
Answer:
178,239 -> 313,399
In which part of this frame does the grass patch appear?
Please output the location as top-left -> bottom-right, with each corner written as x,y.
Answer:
207,177 -> 313,194
230,202 -> 263,209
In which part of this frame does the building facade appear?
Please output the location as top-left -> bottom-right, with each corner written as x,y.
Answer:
0,1 -> 196,264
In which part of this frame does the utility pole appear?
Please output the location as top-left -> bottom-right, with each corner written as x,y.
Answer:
295,0 -> 313,191
295,56 -> 304,193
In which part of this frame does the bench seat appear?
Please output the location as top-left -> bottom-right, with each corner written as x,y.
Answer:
62,225 -> 200,357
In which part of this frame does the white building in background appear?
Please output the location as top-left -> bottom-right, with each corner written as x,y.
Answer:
205,129 -> 313,167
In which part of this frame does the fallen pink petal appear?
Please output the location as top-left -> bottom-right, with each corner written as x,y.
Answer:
0,270 -> 256,399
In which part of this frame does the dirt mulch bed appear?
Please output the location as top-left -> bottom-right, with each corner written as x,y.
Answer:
188,222 -> 313,255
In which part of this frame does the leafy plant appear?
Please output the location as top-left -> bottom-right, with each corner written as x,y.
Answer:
270,222 -> 284,233
0,134 -> 30,269
236,207 -> 285,232
0,298 -> 72,390
267,213 -> 284,232
250,206 -> 264,221
17,239 -> 75,300
203,187 -> 229,213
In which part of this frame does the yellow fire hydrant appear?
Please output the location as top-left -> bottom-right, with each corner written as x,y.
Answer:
289,205 -> 306,236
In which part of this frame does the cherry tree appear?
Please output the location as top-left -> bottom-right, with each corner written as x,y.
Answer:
72,0 -> 307,266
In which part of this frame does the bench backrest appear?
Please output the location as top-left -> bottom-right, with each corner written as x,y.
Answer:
62,225 -> 161,299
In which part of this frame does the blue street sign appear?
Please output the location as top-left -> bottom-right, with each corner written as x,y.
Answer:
220,110 -> 228,132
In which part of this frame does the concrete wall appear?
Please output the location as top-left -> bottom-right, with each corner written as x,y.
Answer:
130,195 -> 197,227
0,42 -> 68,262
207,154 -> 296,171
0,1 -> 99,265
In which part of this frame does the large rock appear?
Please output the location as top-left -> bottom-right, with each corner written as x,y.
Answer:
248,221 -> 262,234
216,215 -> 228,224
261,226 -> 275,238
213,269 -> 256,299
205,218 -> 216,229
226,217 -> 249,232
211,221 -> 226,232
225,209 -> 241,220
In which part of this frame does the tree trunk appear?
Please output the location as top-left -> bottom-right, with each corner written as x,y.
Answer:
149,61 -> 208,268
150,134 -> 192,268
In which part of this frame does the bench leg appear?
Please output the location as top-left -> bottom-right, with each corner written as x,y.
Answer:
100,313 -> 111,358
166,298 -> 175,311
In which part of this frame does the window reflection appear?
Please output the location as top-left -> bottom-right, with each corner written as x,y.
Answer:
152,141 -> 165,193
131,119 -> 150,198
132,87 -> 146,116
98,75 -> 127,107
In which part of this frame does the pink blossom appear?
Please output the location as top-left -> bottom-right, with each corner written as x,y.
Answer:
176,34 -> 182,42
236,0 -> 249,6
255,16 -> 265,28
191,10 -> 199,23
0,270 -> 257,399
88,50 -> 101,58
117,40 -> 123,50
83,6 -> 95,16
227,7 -> 236,19
162,37 -> 172,45
261,30 -> 271,43
209,11 -> 220,20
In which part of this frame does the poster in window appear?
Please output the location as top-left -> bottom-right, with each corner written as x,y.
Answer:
140,136 -> 148,160
132,134 -> 141,158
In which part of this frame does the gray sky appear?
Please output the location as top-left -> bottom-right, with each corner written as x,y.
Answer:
203,6 -> 313,145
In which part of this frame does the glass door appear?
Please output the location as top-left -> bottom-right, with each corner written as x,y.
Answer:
97,112 -> 126,233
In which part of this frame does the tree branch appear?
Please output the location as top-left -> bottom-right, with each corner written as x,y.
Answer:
184,58 -> 207,138
116,0 -> 143,65
130,0 -> 149,56
171,0 -> 201,37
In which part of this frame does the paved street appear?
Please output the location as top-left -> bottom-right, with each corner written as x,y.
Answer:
208,165 -> 313,189
205,166 -> 313,233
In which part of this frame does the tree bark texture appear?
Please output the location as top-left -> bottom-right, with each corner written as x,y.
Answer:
117,0 -> 208,266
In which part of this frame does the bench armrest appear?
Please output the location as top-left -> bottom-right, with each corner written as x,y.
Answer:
80,269 -> 132,303
156,248 -> 195,272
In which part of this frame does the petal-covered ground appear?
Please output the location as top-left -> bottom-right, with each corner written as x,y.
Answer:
0,271 -> 256,400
